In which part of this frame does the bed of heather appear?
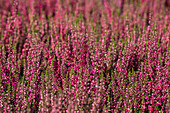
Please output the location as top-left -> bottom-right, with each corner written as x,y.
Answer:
0,0 -> 170,112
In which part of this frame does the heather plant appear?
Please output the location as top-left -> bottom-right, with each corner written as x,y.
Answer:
0,0 -> 169,112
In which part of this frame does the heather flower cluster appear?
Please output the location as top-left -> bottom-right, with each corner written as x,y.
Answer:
0,0 -> 169,112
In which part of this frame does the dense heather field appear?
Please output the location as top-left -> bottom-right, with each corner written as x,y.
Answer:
0,0 -> 170,112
